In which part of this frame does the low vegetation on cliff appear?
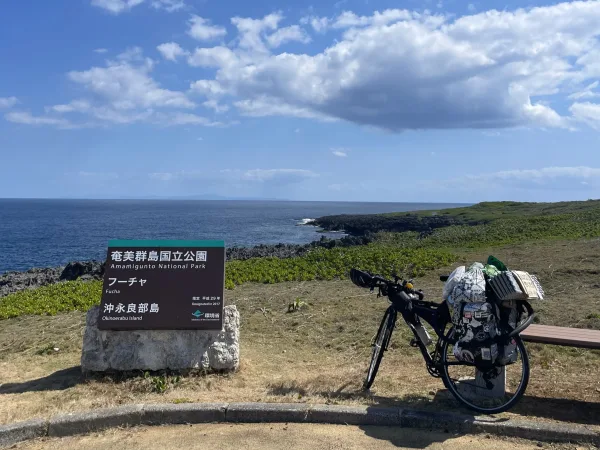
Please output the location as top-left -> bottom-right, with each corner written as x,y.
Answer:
1,199 -> 600,319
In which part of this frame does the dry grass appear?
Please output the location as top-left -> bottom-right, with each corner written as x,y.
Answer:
1,239 -> 599,427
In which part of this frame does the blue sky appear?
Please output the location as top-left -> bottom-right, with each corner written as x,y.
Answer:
1,0 -> 600,202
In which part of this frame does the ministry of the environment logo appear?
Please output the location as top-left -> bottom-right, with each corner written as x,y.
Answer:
192,310 -> 204,318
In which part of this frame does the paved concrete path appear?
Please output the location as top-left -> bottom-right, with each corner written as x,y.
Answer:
18,423 -> 580,450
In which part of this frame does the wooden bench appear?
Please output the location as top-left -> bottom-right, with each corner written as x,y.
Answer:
521,324 -> 600,349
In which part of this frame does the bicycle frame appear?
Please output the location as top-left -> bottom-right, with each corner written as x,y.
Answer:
388,294 -> 453,371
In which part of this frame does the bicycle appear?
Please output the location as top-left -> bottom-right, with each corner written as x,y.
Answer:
349,268 -> 536,414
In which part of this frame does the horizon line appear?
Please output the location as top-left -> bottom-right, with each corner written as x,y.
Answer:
0,197 -> 475,204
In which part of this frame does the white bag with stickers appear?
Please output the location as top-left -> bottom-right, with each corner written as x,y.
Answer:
445,263 -> 498,365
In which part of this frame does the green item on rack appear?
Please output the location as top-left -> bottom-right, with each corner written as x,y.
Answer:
487,255 -> 508,272
483,264 -> 501,278
469,262 -> 484,271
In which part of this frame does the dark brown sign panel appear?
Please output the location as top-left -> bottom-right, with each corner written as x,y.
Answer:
98,240 -> 225,330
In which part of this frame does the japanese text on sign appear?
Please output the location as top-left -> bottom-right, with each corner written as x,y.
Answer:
110,250 -> 207,262
99,240 -> 225,331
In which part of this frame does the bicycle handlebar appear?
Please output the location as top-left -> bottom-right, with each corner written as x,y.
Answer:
350,268 -> 424,300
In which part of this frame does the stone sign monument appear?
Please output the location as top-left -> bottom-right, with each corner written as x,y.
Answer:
81,240 -> 239,374
99,240 -> 226,330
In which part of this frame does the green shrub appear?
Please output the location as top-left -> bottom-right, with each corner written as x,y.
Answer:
225,246 -> 456,287
376,211 -> 600,250
0,246 -> 456,319
0,280 -> 102,320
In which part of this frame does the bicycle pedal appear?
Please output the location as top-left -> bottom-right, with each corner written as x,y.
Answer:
409,339 -> 419,348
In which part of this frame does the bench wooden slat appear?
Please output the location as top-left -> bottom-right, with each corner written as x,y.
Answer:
521,324 -> 600,349
522,329 -> 597,338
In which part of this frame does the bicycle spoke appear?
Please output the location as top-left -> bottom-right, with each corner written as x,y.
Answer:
440,330 -> 530,414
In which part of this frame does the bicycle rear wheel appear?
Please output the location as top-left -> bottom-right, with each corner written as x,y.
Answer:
364,307 -> 396,390
440,331 -> 530,414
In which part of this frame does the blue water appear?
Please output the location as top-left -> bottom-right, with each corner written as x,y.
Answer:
0,200 -> 467,273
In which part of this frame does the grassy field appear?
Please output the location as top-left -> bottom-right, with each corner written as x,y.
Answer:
396,199 -> 600,221
1,200 -> 599,426
0,238 -> 599,426
313,199 -> 600,235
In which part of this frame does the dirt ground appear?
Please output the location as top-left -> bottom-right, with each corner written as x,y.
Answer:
0,238 -> 599,427
15,423 -> 596,450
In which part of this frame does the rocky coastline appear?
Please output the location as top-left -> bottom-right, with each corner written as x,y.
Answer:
0,234 -> 374,298
1,211 -> 458,298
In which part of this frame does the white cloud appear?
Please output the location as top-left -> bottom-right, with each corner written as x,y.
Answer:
91,107 -> 154,124
21,2 -> 600,134
68,54 -> 194,110
491,167 -> 600,181
187,46 -> 237,68
569,102 -> 600,130
300,16 -> 329,33
0,97 -> 18,109
432,166 -> 600,190
467,4 -> 476,12
91,0 -> 144,14
47,100 -> 91,113
301,9 -> 420,33
149,168 -> 317,186
332,9 -> 413,28
157,42 -> 189,61
5,111 -> 76,128
94,48 -> 109,54
151,0 -> 185,12
117,46 -> 145,62
149,172 -> 175,181
203,99 -> 230,113
3,51 -> 233,130
331,149 -> 348,157
266,25 -> 311,48
231,12 -> 283,53
234,97 -> 334,121
91,0 -> 182,13
188,15 -> 227,41
191,2 -> 600,131
154,112 -> 225,127
4,48 -> 216,129
241,168 -> 318,183
189,79 -> 230,96
568,81 -> 600,100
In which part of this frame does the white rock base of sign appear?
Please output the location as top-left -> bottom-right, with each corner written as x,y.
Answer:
81,305 -> 240,374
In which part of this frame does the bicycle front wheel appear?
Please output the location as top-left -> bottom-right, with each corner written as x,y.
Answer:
364,307 -> 396,390
440,332 -> 530,414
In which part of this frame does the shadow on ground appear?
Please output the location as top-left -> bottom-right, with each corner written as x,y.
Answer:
268,379 -> 600,427
508,395 -> 600,425
0,366 -> 82,394
360,423 -> 461,449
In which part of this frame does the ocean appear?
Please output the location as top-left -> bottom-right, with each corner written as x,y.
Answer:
0,199 -> 466,273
